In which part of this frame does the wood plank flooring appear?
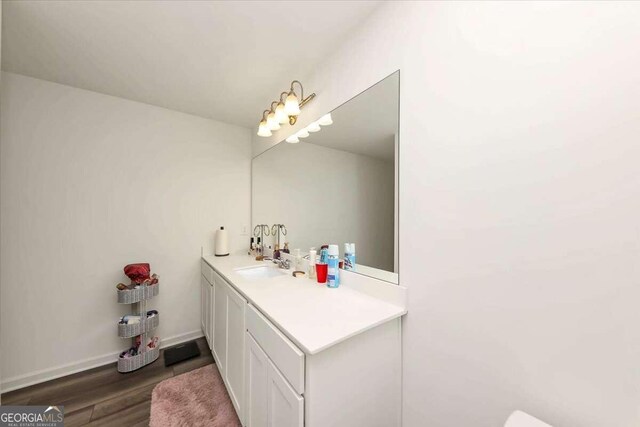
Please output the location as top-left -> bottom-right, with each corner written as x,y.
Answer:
1,337 -> 214,426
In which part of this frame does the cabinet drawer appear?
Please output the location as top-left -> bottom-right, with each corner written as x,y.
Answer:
246,304 -> 305,395
201,260 -> 214,284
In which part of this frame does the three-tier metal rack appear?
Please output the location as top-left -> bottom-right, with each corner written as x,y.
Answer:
116,282 -> 160,372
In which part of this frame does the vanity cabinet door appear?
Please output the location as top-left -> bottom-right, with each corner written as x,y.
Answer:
267,357 -> 304,427
226,283 -> 247,424
208,280 -> 214,350
200,275 -> 207,335
246,333 -> 269,427
213,278 -> 227,373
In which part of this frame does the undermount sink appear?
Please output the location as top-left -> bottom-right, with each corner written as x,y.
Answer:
234,265 -> 287,280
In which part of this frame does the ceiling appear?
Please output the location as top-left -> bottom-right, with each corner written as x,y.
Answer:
304,71 -> 399,161
1,1 -> 381,128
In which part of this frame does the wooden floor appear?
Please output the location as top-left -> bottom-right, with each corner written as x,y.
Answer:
1,337 -> 213,427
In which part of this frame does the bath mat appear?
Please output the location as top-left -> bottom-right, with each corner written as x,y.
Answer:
150,364 -> 241,427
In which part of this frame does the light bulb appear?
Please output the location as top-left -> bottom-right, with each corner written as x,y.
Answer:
257,120 -> 272,137
318,113 -> 333,126
284,92 -> 301,116
267,111 -> 280,130
307,121 -> 321,132
297,129 -> 309,138
286,135 -> 300,143
275,103 -> 288,124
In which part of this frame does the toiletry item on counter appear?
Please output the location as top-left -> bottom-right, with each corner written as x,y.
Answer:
274,243 -> 281,259
319,245 -> 329,264
293,248 -> 301,270
215,226 -> 229,256
327,244 -> 341,288
254,237 -> 264,260
283,242 -> 290,254
316,263 -> 328,284
248,237 -> 255,256
308,249 -> 317,280
344,243 -> 356,271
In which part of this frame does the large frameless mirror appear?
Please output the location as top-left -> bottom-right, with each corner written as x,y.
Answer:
252,71 -> 399,284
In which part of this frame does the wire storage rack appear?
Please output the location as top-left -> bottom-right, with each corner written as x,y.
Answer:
117,282 -> 160,372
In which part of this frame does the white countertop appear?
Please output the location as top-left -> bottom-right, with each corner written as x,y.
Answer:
202,254 -> 407,355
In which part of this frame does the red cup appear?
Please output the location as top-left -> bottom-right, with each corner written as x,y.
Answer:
316,263 -> 328,284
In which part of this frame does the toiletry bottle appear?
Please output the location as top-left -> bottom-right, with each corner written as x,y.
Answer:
249,237 -> 255,256
293,249 -> 301,271
308,249 -> 317,280
351,243 -> 357,270
283,242 -> 290,254
274,243 -> 281,259
344,243 -> 356,271
327,244 -> 341,288
319,245 -> 329,264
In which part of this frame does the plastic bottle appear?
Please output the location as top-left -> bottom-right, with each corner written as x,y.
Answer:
344,243 -> 356,271
319,245 -> 329,264
327,244 -> 341,288
308,249 -> 317,280
293,248 -> 301,270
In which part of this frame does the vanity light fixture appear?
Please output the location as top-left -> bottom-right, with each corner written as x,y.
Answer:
307,121 -> 321,132
318,113 -> 333,126
257,80 -> 315,137
285,135 -> 300,143
257,110 -> 272,137
266,102 -> 281,131
284,112 -> 333,144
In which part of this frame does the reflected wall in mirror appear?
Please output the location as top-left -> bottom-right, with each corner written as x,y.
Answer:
252,71 -> 399,283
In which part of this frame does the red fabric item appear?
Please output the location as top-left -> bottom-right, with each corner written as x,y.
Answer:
124,263 -> 151,284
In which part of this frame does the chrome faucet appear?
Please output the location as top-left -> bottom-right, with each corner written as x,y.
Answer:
273,258 -> 291,270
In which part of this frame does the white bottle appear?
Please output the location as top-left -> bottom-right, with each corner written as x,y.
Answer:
308,249 -> 317,280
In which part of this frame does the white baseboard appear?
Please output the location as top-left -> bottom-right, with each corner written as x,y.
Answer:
0,330 -> 204,394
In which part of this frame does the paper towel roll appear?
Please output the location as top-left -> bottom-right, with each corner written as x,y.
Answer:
215,226 -> 229,256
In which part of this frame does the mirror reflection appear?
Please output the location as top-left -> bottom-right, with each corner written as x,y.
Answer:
252,71 -> 399,283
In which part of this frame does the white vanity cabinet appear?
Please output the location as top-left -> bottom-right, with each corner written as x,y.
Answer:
201,264 -> 248,424
212,273 -> 227,372
200,274 -> 212,348
201,257 -> 404,427
225,280 -> 247,421
245,306 -> 304,427
246,333 -> 303,427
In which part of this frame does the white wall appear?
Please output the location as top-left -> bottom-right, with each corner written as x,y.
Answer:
253,141 -> 395,271
253,2 -> 640,426
0,72 -> 251,389
0,0 -> 3,402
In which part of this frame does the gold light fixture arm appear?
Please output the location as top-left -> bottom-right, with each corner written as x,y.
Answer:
290,80 -> 316,107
